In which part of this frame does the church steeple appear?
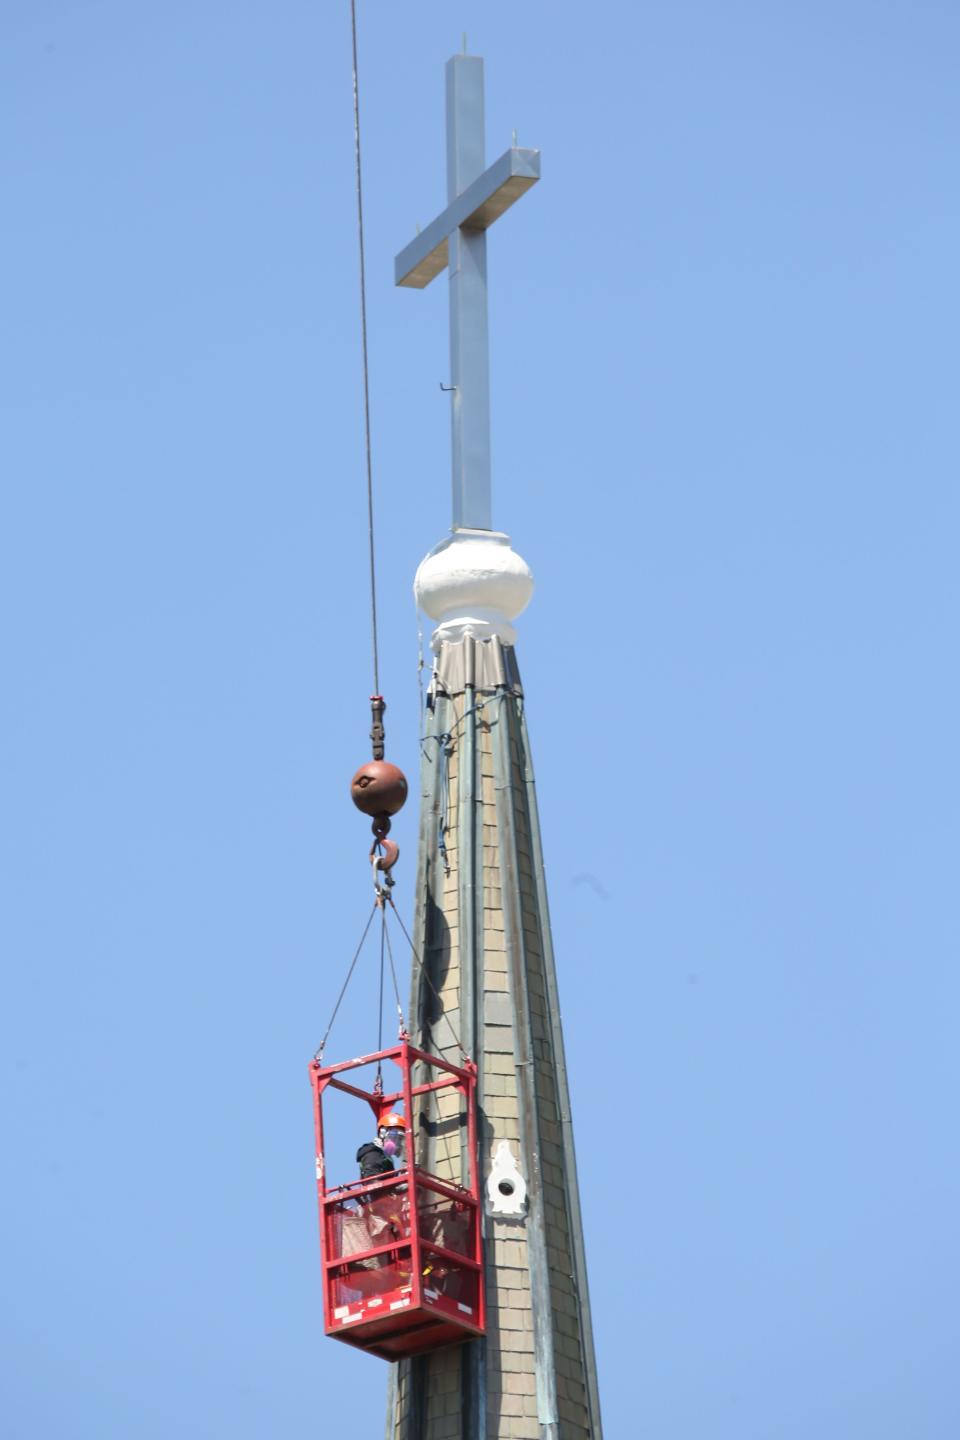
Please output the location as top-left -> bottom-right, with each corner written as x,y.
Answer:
388,51 -> 603,1440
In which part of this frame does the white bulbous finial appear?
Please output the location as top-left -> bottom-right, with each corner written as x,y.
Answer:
414,528 -> 534,651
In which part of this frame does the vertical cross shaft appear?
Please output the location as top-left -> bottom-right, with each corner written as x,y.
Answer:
394,54 -> 539,536
446,56 -> 491,531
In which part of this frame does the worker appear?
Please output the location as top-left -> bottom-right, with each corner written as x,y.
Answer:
356,1109 -> 406,1180
378,1111 -> 406,1164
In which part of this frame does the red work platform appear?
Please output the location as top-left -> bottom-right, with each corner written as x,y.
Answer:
309,1041 -> 485,1361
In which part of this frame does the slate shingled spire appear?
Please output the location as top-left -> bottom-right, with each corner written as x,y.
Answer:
387,635 -> 602,1440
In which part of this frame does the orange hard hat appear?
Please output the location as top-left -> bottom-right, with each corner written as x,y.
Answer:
379,1110 -> 406,1129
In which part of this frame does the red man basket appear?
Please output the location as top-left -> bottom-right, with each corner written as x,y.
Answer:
309,1040 -> 485,1360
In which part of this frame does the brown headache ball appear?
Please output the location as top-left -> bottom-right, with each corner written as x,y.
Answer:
350,760 -> 408,818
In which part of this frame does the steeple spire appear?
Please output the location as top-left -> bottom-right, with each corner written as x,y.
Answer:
390,53 -> 602,1440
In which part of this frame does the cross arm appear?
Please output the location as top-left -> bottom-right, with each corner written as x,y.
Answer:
395,146 -> 540,290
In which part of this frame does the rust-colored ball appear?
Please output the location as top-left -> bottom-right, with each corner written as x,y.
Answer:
350,760 -> 408,818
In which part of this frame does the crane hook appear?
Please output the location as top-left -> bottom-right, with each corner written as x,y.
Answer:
371,836 -> 400,876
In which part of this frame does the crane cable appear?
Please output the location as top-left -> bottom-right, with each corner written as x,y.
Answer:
386,893 -> 466,1059
375,903 -> 406,1088
312,891 -> 468,1065
313,900 -> 378,1063
349,0 -> 380,697
317,7 -> 452,1073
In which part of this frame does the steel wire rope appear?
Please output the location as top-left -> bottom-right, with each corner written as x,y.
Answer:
376,905 -> 386,1084
420,688 -> 507,756
349,0 -> 380,695
391,902 -> 454,1182
386,893 -> 468,1060
313,900 -> 378,1061
385,897 -> 459,1180
420,730 -> 452,873
381,914 -> 406,1033
420,691 -> 508,872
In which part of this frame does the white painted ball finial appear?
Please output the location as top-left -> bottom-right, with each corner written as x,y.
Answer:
414,528 -> 534,651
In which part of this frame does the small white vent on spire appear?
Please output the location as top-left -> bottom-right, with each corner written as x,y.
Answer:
486,1139 -> 528,1217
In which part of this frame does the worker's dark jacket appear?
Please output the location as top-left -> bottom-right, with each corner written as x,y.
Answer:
357,1142 -> 394,1180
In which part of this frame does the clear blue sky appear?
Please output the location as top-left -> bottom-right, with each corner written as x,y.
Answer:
3,3 -> 958,1436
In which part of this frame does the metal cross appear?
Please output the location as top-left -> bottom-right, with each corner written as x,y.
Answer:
395,54 -> 540,532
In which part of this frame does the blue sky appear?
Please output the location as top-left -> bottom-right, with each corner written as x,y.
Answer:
2,2 -> 958,1436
